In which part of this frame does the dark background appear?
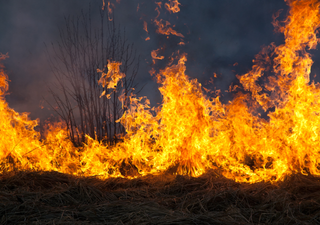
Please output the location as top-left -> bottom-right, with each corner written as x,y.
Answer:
1,0 -> 311,123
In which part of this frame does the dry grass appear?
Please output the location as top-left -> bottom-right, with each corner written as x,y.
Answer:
0,170 -> 319,224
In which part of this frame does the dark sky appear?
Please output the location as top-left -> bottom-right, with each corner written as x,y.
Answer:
0,0 -> 299,122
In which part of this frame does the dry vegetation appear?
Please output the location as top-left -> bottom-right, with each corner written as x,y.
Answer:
0,170 -> 319,224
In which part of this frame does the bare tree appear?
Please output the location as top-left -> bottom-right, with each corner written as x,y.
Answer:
46,6 -> 139,145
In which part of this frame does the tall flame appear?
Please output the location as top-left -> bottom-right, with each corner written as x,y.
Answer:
1,0 -> 320,183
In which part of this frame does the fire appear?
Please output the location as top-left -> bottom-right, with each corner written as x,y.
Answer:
153,19 -> 184,38
152,1 -> 184,38
151,48 -> 165,64
165,0 -> 181,14
143,21 -> 150,41
98,60 -> 125,99
143,21 -> 148,33
1,0 -> 320,183
107,1 -> 114,21
0,53 -> 42,172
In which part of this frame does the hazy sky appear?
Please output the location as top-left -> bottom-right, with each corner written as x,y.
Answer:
0,0 -> 308,122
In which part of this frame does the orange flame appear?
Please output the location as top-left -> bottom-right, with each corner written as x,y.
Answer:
98,60 -> 125,99
1,0 -> 320,183
153,19 -> 184,38
151,48 -> 165,64
102,0 -> 105,10
107,2 -> 114,21
0,53 -> 9,96
165,0 -> 181,13
152,1 -> 184,38
143,21 -> 150,41
143,21 -> 148,33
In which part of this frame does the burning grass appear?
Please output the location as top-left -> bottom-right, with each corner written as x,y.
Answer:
2,0 -> 320,223
0,171 -> 320,224
3,0 -> 320,183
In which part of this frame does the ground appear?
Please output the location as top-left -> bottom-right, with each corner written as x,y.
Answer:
0,170 -> 319,224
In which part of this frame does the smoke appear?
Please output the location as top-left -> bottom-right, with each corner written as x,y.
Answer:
0,0 -> 294,121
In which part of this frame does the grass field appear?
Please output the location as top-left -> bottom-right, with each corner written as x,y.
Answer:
0,170 -> 319,224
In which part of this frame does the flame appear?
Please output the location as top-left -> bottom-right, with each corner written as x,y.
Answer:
155,1 -> 162,9
102,0 -> 106,10
165,0 -> 181,14
143,21 -> 148,33
2,0 -> 320,183
153,19 -> 184,38
0,53 -> 9,96
151,48 -> 165,64
143,21 -> 150,41
0,54 -> 42,173
152,0 -> 184,38
107,2 -> 114,21
98,60 -> 125,99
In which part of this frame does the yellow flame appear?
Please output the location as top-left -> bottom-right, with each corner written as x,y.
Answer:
1,0 -> 320,183
98,60 -> 125,99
